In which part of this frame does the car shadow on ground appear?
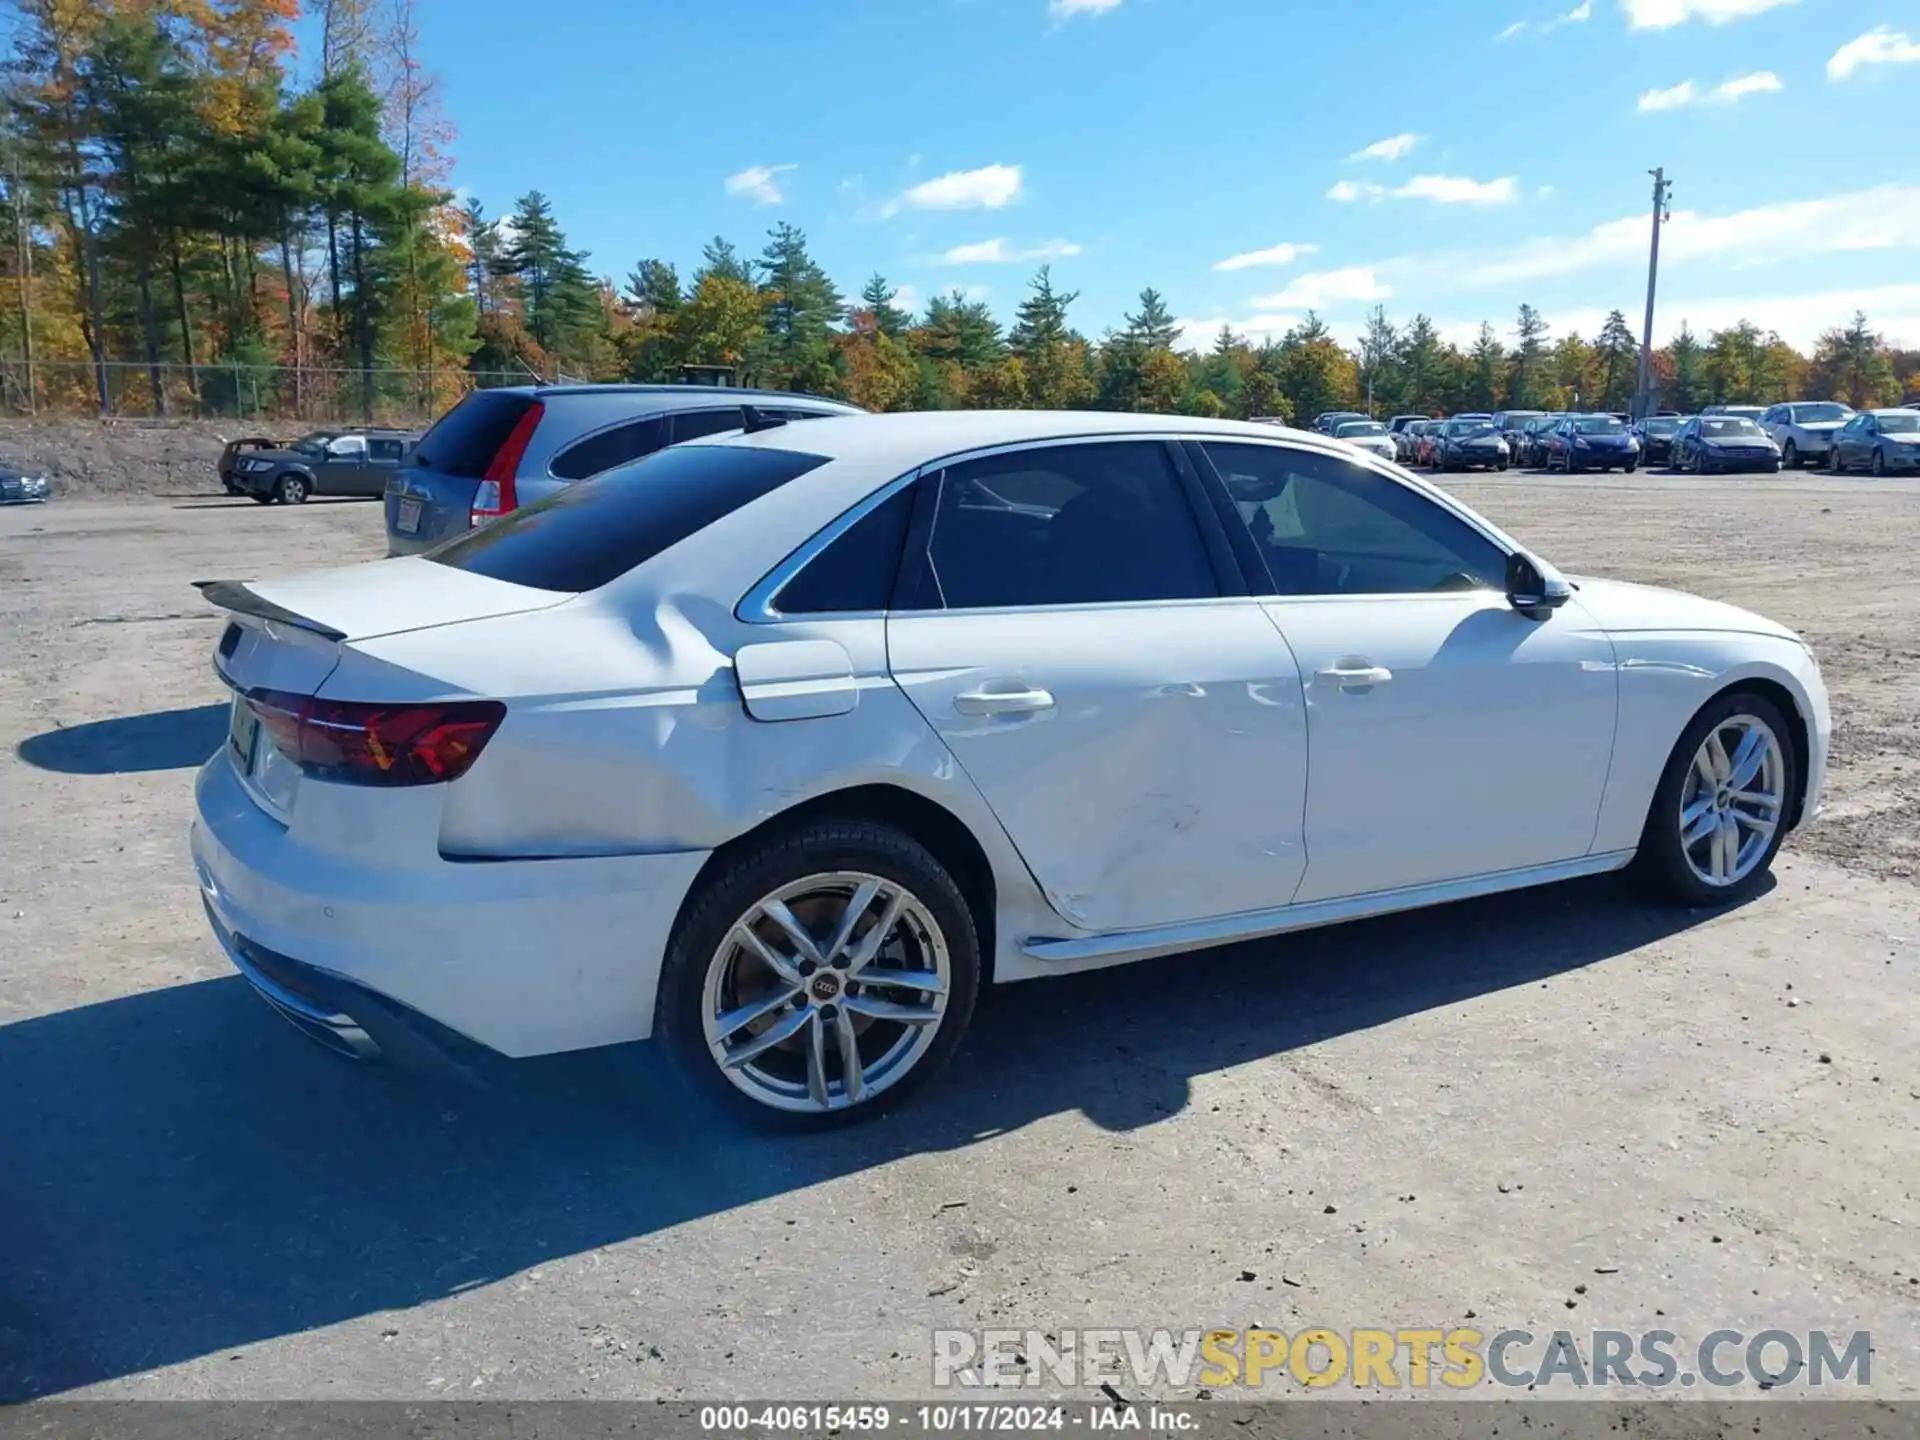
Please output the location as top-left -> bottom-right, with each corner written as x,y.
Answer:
0,872 -> 1755,1400
14,704 -> 227,775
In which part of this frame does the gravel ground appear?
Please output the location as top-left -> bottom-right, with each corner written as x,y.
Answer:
2,477 -> 1917,1405
0,417 -> 276,500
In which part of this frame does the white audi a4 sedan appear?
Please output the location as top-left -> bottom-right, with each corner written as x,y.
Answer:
192,412 -> 1829,1127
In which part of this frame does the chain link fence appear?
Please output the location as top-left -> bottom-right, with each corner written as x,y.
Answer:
0,359 -> 545,426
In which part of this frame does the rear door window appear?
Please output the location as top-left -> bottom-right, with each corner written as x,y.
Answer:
368,437 -> 407,462
670,407 -> 749,443
920,441 -> 1218,609
410,392 -> 537,478
550,416 -> 667,480
426,445 -> 829,592
769,485 -> 915,615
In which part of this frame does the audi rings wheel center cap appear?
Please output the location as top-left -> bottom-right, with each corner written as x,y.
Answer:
810,973 -> 842,1003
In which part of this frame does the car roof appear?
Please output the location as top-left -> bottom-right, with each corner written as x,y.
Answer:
474,382 -> 863,409
679,409 -> 1330,472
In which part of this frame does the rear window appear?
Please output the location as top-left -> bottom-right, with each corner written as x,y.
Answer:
411,391 -> 537,478
550,416 -> 667,480
425,444 -> 830,592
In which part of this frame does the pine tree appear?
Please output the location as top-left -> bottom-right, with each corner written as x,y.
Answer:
1397,315 -> 1443,414
916,290 -> 1004,369
464,198 -> 499,315
695,235 -> 754,286
1122,286 -> 1179,350
1664,323 -> 1705,412
1809,312 -> 1899,409
755,222 -> 842,391
859,273 -> 910,338
1508,304 -> 1552,410
498,189 -> 596,365
1594,309 -> 1638,411
1468,322 -> 1505,411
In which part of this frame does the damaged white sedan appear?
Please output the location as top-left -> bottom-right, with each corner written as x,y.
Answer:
192,412 -> 1829,1127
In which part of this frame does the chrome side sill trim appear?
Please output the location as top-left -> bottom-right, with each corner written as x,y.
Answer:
1022,850 -> 1638,965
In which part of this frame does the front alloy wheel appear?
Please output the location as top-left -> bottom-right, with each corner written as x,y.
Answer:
1781,440 -> 1798,468
276,473 -> 308,504
1677,716 -> 1785,889
1634,691 -> 1795,906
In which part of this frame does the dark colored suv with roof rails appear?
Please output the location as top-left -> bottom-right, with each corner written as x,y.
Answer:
383,384 -> 865,555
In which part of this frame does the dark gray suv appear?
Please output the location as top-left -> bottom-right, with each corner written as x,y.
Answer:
383,385 -> 864,555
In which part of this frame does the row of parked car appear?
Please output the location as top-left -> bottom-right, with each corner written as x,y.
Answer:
1308,401 -> 1920,478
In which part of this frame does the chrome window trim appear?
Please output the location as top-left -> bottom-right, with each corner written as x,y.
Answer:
736,466 -> 926,623
737,428 -> 1526,625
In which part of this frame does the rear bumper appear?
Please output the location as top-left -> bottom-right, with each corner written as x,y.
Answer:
191,754 -> 711,1058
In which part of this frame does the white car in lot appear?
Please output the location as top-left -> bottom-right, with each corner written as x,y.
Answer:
1760,401 -> 1854,469
192,413 -> 1829,1127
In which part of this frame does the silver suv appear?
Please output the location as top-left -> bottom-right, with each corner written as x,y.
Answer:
1759,401 -> 1855,469
384,385 -> 863,555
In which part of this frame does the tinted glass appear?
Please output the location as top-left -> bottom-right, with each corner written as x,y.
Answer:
410,392 -> 536,478
369,438 -> 406,461
1643,418 -> 1680,436
773,485 -> 915,615
1203,442 -> 1507,597
1793,403 -> 1851,422
1879,411 -> 1920,434
550,416 -> 667,480
427,444 -> 829,593
1574,416 -> 1626,434
1701,417 -> 1762,436
923,442 -> 1216,609
671,407 -> 749,443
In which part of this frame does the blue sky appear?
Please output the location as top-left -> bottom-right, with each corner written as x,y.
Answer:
323,0 -> 1920,351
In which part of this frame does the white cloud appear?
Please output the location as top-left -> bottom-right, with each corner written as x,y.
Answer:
1252,267 -> 1393,310
1350,132 -> 1420,163
1623,0 -> 1796,28
890,283 -> 922,316
1050,0 -> 1122,18
1542,0 -> 1593,29
724,163 -> 797,206
1495,18 -> 1528,38
1434,284 -> 1920,352
1438,185 -> 1920,289
1827,26 -> 1920,80
1211,241 -> 1318,272
1328,180 -> 1387,203
1638,70 -> 1781,109
1638,79 -> 1698,110
1394,173 -> 1518,204
882,163 -> 1023,216
936,237 -> 1082,265
1172,313 -> 1305,352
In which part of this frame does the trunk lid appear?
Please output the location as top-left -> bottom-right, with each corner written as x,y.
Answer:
199,557 -> 570,694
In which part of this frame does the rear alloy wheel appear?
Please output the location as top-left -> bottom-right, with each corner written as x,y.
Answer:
1781,440 -> 1799,469
1633,691 -> 1794,907
275,473 -> 309,504
659,819 -> 980,1128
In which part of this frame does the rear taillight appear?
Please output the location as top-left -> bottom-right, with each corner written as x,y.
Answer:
470,400 -> 545,526
247,691 -> 506,787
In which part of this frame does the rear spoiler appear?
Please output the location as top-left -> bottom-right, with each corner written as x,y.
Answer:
193,579 -> 347,642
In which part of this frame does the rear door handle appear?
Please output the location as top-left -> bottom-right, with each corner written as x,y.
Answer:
954,684 -> 1056,716
1317,664 -> 1393,690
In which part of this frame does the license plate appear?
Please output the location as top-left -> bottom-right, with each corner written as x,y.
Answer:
397,498 -> 422,534
228,695 -> 259,771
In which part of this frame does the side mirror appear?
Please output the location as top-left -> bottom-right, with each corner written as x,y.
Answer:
1507,552 -> 1571,620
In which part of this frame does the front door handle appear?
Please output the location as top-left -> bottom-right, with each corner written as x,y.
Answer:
954,684 -> 1056,716
1317,664 -> 1393,690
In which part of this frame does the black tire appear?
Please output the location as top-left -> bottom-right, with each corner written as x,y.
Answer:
1624,459 -> 1638,473
1631,689 -> 1797,908
249,493 -> 275,504
655,817 -> 982,1131
1826,446 -> 1841,474
1781,440 -> 1798,469
275,473 -> 309,504
1872,448 -> 1886,477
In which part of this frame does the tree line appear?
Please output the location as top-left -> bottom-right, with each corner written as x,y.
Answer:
4,0 -> 1917,425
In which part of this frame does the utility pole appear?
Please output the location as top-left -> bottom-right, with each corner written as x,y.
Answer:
1633,167 -> 1672,419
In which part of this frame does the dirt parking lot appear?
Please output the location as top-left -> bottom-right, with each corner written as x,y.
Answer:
2,474 -> 1918,1403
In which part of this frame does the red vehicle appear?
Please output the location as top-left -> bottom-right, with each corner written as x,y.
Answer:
1414,421 -> 1443,467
